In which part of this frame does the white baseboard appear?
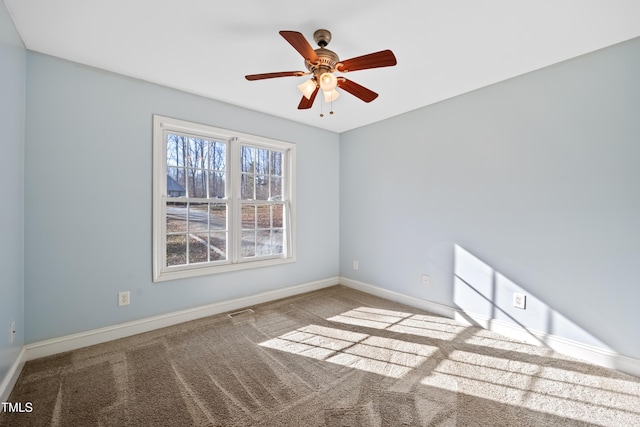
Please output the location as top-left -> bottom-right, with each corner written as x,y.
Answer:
25,277 -> 339,361
339,277 -> 457,318
339,276 -> 640,378
0,347 -> 26,404
15,275 -> 640,383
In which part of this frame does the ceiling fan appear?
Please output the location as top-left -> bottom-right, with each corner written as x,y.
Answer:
245,29 -> 397,112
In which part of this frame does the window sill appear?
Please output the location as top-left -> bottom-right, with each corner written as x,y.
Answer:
153,256 -> 296,282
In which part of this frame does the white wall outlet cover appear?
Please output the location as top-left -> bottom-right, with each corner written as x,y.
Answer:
513,293 -> 526,309
422,274 -> 430,286
118,291 -> 130,307
10,321 -> 16,344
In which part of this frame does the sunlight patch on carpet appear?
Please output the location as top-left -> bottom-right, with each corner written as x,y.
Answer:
421,348 -> 640,425
328,307 -> 466,341
259,324 -> 439,379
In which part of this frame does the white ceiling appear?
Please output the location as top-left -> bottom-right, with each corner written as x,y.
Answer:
5,1 -> 640,133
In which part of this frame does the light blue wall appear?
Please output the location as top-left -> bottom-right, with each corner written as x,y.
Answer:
17,28 -> 640,364
340,37 -> 640,360
0,1 -> 26,381
24,53 -> 340,343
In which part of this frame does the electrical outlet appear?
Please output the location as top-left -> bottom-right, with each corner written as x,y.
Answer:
118,291 -> 130,307
513,293 -> 526,309
422,274 -> 430,287
10,321 -> 16,344
352,260 -> 359,271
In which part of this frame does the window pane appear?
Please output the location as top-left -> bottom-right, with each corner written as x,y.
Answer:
188,234 -> 209,264
242,231 -> 256,257
242,204 -> 256,229
167,134 -> 186,167
256,230 -> 271,256
272,229 -> 284,254
188,138 -> 207,169
166,202 -> 187,233
256,148 -> 269,175
270,177 -> 282,200
209,172 -> 225,198
208,141 -> 226,172
241,174 -> 254,200
270,151 -> 283,176
167,168 -> 186,197
257,205 -> 270,228
188,169 -> 206,198
241,146 -> 254,172
272,204 -> 283,228
167,234 -> 186,266
209,203 -> 226,231
188,203 -> 208,232
255,175 -> 269,200
210,232 -> 227,261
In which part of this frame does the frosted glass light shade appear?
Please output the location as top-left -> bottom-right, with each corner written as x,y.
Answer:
319,72 -> 338,92
297,79 -> 317,100
323,89 -> 340,102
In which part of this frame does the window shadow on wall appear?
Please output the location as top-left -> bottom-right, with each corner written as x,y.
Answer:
452,244 -> 616,364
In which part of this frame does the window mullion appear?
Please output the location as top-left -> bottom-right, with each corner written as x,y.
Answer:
205,141 -> 211,263
186,201 -> 190,265
183,136 -> 190,197
205,140 -> 211,199
160,132 -> 168,269
229,137 -> 241,264
284,150 -> 293,256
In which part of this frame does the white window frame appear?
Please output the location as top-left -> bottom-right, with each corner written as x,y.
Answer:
153,115 -> 296,282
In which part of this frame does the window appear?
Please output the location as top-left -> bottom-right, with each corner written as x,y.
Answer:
153,115 -> 295,282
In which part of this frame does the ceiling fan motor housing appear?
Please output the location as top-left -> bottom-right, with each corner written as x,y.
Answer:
304,29 -> 340,81
306,48 -> 339,75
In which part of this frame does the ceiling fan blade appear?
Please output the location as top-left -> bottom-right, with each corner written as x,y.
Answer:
280,31 -> 319,62
337,78 -> 379,103
245,71 -> 305,81
336,50 -> 397,72
298,86 -> 319,109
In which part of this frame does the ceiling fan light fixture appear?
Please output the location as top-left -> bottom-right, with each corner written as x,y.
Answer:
245,30 -> 397,111
319,72 -> 337,92
297,78 -> 317,100
323,89 -> 340,103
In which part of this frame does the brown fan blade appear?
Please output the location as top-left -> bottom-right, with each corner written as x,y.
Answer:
280,31 -> 319,62
245,71 -> 305,81
337,78 -> 378,103
336,50 -> 397,72
298,86 -> 319,109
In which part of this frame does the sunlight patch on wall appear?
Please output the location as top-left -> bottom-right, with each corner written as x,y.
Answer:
453,244 -> 611,350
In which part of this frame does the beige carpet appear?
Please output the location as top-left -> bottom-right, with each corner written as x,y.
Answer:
2,285 -> 639,426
